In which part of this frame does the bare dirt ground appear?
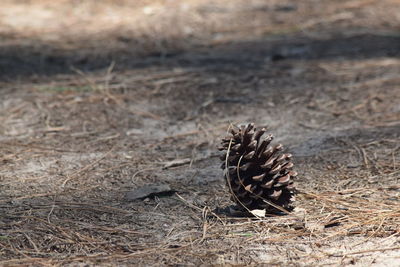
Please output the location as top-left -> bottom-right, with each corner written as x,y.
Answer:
1,0 -> 400,266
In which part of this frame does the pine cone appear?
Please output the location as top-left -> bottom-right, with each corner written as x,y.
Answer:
219,123 -> 297,212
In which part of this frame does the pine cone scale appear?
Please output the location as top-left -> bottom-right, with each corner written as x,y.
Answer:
252,173 -> 265,181
260,179 -> 274,189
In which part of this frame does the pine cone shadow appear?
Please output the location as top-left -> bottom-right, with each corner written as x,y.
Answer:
213,204 -> 293,218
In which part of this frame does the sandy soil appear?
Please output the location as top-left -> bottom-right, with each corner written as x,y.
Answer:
1,0 -> 400,266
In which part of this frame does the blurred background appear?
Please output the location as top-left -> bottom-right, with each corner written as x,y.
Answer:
1,0 -> 399,77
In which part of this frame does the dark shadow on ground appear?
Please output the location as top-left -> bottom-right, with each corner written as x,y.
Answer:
1,32 -> 399,79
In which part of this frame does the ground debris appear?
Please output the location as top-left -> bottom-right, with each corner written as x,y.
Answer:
125,184 -> 175,200
1,0 -> 400,265
162,158 -> 192,169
